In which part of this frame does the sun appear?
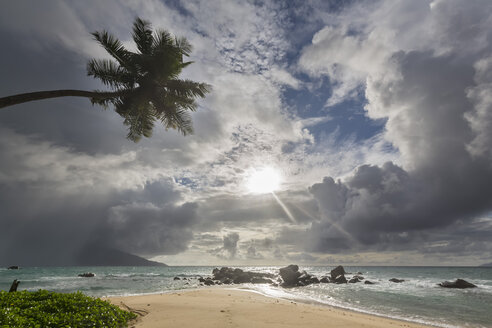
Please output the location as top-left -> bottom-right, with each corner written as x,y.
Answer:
247,167 -> 281,194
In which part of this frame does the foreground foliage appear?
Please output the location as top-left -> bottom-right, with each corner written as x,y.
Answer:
0,290 -> 136,327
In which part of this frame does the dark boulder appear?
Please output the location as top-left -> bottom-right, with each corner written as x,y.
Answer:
298,271 -> 315,286
198,277 -> 206,283
279,264 -> 301,287
389,278 -> 405,283
364,280 -> 375,285
78,272 -> 95,278
330,266 -> 346,280
300,274 -> 319,286
173,277 -> 181,280
211,267 -> 275,285
204,278 -> 215,286
213,267 -> 234,281
439,279 -> 477,289
8,266 -> 19,270
319,276 -> 331,283
212,267 -> 231,281
233,273 -> 252,284
349,275 -> 364,283
334,274 -> 347,284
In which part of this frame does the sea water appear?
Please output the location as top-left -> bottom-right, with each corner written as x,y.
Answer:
1,266 -> 491,327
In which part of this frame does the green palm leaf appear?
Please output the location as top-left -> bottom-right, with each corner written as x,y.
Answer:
89,17 -> 211,141
87,59 -> 134,89
132,17 -> 154,55
91,31 -> 134,71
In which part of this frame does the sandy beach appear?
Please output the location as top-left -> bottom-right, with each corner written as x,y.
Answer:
107,288 -> 432,328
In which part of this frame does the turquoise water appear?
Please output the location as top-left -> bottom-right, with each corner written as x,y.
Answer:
1,266 -> 491,327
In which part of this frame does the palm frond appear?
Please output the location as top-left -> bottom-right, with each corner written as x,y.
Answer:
87,59 -> 134,89
132,17 -> 154,55
160,106 -> 193,135
92,31 -> 133,70
115,95 -> 155,142
174,36 -> 192,57
150,94 -> 193,135
152,30 -> 175,53
180,61 -> 194,69
166,79 -> 211,99
125,107 -> 155,141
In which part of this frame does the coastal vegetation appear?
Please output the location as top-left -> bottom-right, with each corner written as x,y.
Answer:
0,290 -> 136,327
0,17 -> 210,142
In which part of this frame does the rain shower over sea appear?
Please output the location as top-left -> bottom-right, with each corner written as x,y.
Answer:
1,266 -> 491,327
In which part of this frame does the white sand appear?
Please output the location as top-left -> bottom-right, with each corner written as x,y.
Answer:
107,288 -> 433,328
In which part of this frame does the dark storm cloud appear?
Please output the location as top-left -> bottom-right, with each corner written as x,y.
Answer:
0,130 -> 199,265
208,232 -> 240,260
0,182 -> 198,265
306,50 -> 492,253
104,202 -> 198,257
222,232 -> 240,258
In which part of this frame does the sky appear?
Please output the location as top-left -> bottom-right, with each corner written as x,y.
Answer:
0,0 -> 491,266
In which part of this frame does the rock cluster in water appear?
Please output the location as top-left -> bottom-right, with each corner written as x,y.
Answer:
389,278 -> 405,283
279,264 -> 364,287
190,265 -> 477,291
194,265 -> 367,287
438,278 -> 477,289
205,267 -> 277,285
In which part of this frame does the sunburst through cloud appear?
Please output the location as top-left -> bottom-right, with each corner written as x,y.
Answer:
246,166 -> 282,194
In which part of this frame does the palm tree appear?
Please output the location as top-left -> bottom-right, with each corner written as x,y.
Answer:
0,17 -> 211,142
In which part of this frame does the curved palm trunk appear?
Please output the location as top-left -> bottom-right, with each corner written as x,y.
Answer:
0,89 -> 124,109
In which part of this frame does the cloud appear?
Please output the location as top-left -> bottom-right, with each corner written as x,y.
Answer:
222,232 -> 240,258
209,232 -> 240,260
106,202 -> 198,256
0,128 -> 198,265
299,0 -> 492,255
0,0 -> 109,59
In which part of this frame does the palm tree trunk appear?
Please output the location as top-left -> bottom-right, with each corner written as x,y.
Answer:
0,89 -> 124,109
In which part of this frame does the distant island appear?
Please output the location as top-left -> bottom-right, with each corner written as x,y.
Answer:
480,262 -> 492,267
75,246 -> 167,267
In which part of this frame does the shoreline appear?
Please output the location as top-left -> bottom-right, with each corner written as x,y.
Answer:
107,288 -> 435,328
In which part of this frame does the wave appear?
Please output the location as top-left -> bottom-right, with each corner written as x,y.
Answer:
240,284 -> 461,328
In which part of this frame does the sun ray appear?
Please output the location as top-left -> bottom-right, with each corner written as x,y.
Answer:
272,192 -> 297,223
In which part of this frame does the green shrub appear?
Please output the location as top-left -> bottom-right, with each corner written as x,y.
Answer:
0,290 -> 136,327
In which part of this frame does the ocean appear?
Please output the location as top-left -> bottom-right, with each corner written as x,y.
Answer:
1,266 -> 491,327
